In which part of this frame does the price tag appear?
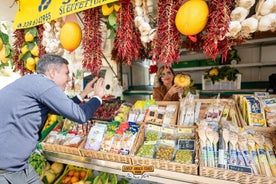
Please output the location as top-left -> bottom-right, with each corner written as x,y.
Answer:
178,139 -> 195,151
228,164 -> 252,174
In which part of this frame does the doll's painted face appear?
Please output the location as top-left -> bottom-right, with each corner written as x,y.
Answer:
160,68 -> 174,86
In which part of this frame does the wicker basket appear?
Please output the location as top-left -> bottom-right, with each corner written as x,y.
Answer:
79,140 -> 133,164
199,166 -> 276,184
79,124 -> 145,164
131,124 -> 199,175
199,131 -> 276,184
41,140 -> 83,156
143,101 -> 179,126
233,94 -> 276,132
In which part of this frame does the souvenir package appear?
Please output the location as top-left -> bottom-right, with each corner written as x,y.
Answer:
145,124 -> 161,141
85,123 -> 107,151
155,139 -> 176,161
136,141 -> 157,158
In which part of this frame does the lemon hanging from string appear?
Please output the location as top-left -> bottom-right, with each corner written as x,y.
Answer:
60,22 -> 82,53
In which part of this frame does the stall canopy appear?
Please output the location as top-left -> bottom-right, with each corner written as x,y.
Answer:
12,0 -> 118,29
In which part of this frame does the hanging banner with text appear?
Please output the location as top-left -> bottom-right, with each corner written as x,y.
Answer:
12,0 -> 118,29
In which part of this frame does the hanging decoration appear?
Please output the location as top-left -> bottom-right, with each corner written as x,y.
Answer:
175,0 -> 209,42
59,22 -> 82,53
112,0 -> 143,65
133,0 -> 156,46
203,0 -> 235,63
12,29 -> 29,75
82,7 -> 103,75
0,29 -> 14,69
38,24 -> 46,57
42,18 -> 64,55
151,0 -> 182,67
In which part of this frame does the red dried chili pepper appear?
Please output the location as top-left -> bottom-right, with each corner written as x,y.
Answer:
151,0 -> 182,67
12,29 -> 29,75
82,7 -> 103,75
112,0 -> 143,65
203,0 -> 235,63
38,25 -> 46,58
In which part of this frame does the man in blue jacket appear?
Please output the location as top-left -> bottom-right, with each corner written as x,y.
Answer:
0,54 -> 105,183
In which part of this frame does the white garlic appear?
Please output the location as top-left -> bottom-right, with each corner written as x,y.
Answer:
147,0 -> 153,7
260,0 -> 274,16
258,14 -> 273,31
237,0 -> 256,9
141,35 -> 150,43
135,6 -> 143,16
135,0 -> 142,6
241,17 -> 259,33
231,7 -> 250,22
226,21 -> 242,37
139,22 -> 151,36
134,16 -> 144,27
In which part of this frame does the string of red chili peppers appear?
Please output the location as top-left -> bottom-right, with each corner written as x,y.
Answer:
82,7 -> 103,75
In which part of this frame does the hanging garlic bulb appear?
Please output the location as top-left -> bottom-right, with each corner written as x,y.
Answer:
42,18 -> 64,55
133,0 -> 156,45
226,21 -> 242,37
237,0 -> 256,9
272,0 -> 276,13
258,13 -> 276,31
259,0 -> 274,16
231,7 -> 250,22
241,17 -> 259,33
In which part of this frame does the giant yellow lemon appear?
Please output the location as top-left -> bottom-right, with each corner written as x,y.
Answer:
175,0 -> 209,36
60,22 -> 82,52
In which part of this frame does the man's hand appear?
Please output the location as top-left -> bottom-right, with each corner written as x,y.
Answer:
79,77 -> 98,99
93,78 -> 105,98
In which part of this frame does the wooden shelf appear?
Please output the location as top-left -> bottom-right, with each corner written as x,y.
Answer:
44,150 -> 239,184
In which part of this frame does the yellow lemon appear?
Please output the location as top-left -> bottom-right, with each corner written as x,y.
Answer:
24,32 -> 34,42
114,4 -> 121,12
0,38 -> 3,51
21,45 -> 29,55
34,57 -> 39,64
0,46 -> 9,63
60,22 -> 82,52
30,45 -> 39,56
102,4 -> 114,16
25,57 -> 36,72
209,68 -> 219,76
175,0 -> 209,36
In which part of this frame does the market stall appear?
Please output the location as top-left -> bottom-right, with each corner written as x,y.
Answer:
1,0 -> 276,184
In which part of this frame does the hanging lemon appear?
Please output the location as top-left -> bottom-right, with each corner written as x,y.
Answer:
21,45 -> 29,55
24,32 -> 34,42
0,46 -> 9,63
60,22 -> 82,53
31,45 -> 39,56
175,0 -> 209,37
25,57 -> 36,72
102,4 -> 114,16
0,38 -> 3,51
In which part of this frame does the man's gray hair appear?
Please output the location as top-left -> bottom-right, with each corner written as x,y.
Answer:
36,54 -> 69,74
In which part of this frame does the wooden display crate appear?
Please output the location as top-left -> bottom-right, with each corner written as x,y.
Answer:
143,101 -> 179,126
79,123 -> 144,164
232,94 -> 276,132
131,124 -> 199,175
199,131 -> 276,184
